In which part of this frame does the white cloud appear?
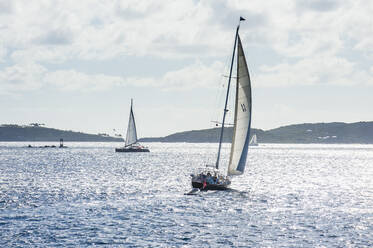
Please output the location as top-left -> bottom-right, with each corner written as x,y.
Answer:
1,0 -> 230,62
0,44 -> 7,62
0,62 -> 46,93
151,60 -> 224,90
255,55 -> 373,87
295,0 -> 342,12
0,62 -> 124,93
10,47 -> 72,63
0,1 -> 13,19
0,0 -> 372,91
120,60 -> 225,90
0,60 -> 225,93
44,70 -> 124,91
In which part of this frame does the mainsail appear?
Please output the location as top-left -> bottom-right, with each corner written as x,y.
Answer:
125,100 -> 138,146
227,35 -> 252,176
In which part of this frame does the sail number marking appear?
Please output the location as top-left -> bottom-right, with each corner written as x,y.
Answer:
240,103 -> 247,112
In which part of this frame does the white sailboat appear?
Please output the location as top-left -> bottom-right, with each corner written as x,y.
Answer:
191,17 -> 252,190
249,134 -> 258,146
115,99 -> 150,152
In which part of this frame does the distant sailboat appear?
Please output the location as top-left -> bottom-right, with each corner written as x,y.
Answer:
191,17 -> 252,190
249,134 -> 258,146
115,99 -> 150,152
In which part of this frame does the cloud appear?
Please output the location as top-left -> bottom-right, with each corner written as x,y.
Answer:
0,60 -> 225,93
0,0 -> 358,62
207,0 -> 268,30
0,62 -> 46,93
116,0 -> 162,20
0,0 -> 372,91
47,60 -> 225,91
0,62 -> 123,93
0,44 -> 7,62
121,60 -> 225,90
44,70 -> 124,91
296,0 -> 342,12
0,0 -> 242,62
36,29 -> 74,45
0,0 -> 13,14
154,60 -> 224,90
255,55 -> 373,87
1,52 -> 371,95
10,47 -> 72,63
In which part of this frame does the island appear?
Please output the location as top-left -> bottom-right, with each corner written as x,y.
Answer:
139,121 -> 373,144
0,124 -> 122,142
2,121 -> 373,144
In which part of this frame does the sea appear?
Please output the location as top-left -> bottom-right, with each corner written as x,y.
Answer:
0,142 -> 372,247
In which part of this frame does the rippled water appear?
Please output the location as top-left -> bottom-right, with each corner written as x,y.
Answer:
1,142 -> 373,247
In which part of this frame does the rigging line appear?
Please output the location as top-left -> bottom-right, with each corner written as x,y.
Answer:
215,24 -> 240,170
205,47 -> 234,167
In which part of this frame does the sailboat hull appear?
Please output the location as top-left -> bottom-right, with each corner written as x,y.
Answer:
191,174 -> 231,191
115,147 -> 150,152
192,181 -> 230,191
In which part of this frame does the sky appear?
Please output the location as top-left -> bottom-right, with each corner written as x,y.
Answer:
0,0 -> 372,137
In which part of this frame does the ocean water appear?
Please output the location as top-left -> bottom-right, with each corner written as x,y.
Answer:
0,142 -> 373,247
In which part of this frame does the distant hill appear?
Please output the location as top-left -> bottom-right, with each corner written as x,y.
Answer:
139,121 -> 373,144
2,122 -> 373,143
0,124 -> 123,142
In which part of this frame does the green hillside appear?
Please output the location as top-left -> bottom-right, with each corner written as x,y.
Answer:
140,121 -> 373,144
0,124 -> 122,142
2,122 -> 373,143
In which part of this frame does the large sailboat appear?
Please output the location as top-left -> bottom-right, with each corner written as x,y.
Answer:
115,99 -> 150,152
191,17 -> 252,190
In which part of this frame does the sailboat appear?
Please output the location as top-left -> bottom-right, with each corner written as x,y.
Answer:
249,134 -> 258,146
191,17 -> 252,190
115,99 -> 150,152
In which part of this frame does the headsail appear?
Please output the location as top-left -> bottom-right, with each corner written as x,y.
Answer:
249,134 -> 257,146
228,34 -> 252,176
125,99 -> 138,146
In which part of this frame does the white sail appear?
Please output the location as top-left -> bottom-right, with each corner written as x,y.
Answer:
125,100 -> 138,146
249,134 -> 258,146
228,35 -> 252,176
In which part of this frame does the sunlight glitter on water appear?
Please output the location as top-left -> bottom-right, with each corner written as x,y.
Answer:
1,142 -> 373,247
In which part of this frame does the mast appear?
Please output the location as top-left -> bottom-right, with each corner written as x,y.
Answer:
215,18 -> 244,169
